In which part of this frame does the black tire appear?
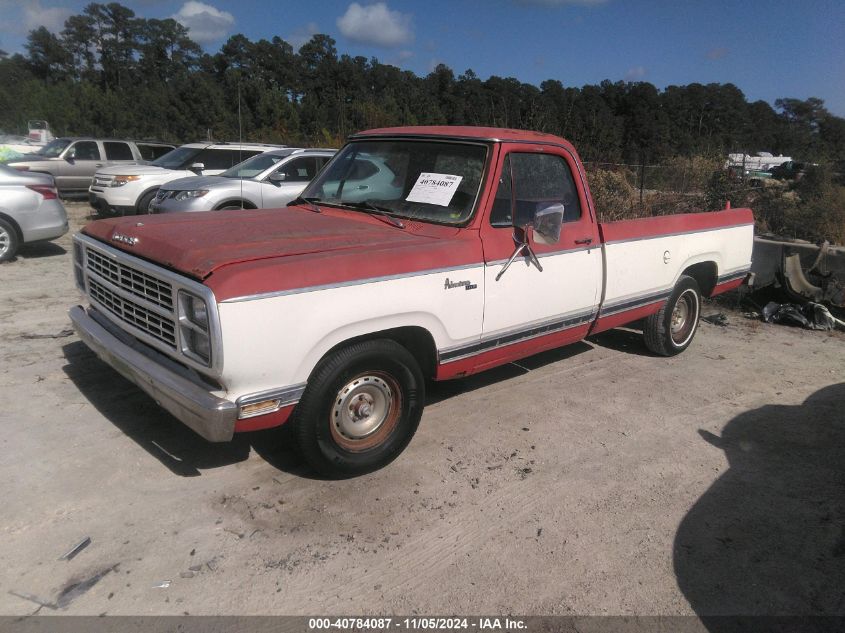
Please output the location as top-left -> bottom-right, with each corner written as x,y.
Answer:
643,275 -> 701,356
0,218 -> 20,262
293,339 -> 425,478
137,190 -> 158,215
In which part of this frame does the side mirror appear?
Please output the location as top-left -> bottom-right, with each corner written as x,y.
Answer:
65,148 -> 76,162
268,171 -> 287,185
190,162 -> 205,173
532,203 -> 564,245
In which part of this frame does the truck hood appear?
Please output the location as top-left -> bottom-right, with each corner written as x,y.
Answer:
161,174 -> 228,191
82,208 -> 438,280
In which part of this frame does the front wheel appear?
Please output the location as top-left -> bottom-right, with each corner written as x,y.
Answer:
0,218 -> 20,262
643,275 -> 701,356
137,190 -> 158,215
293,339 -> 425,478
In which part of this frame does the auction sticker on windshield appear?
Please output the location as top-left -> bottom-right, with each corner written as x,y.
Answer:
406,173 -> 463,206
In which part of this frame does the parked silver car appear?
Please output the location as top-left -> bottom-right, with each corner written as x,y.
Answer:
0,164 -> 68,262
150,148 -> 336,213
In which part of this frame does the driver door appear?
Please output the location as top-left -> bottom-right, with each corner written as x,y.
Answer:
477,144 -> 602,368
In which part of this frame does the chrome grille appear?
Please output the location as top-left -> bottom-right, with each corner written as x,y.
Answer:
89,279 -> 177,348
86,248 -> 173,311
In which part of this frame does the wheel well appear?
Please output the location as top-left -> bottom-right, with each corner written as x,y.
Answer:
215,199 -> 256,210
682,261 -> 718,297
323,326 -> 438,379
0,212 -> 23,241
136,187 -> 159,211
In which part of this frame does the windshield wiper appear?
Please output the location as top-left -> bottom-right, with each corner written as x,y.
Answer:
338,200 -> 405,228
287,196 -> 322,213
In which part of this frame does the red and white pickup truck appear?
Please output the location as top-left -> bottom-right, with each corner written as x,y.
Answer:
70,126 -> 753,477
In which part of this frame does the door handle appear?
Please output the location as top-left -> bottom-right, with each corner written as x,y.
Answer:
575,237 -> 593,245
95,163 -> 103,167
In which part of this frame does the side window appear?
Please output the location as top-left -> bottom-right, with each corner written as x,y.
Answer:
72,141 -> 100,161
490,152 -> 582,227
104,142 -> 133,160
137,144 -> 173,160
348,159 -> 379,180
196,149 -> 262,171
490,155 -> 513,226
275,157 -> 318,182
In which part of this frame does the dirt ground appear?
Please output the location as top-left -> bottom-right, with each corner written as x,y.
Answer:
0,202 -> 842,618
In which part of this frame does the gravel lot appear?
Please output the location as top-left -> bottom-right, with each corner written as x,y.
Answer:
0,202 -> 843,617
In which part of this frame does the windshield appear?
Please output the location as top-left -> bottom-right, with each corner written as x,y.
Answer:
151,146 -> 202,169
301,139 -> 488,225
36,139 -> 71,157
221,152 -> 287,179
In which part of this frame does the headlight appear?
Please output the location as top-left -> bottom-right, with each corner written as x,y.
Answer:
111,175 -> 141,187
177,290 -> 212,365
174,190 -> 209,201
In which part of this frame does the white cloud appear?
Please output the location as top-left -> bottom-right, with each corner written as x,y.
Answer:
171,1 -> 234,44
624,66 -> 646,81
337,2 -> 413,48
2,1 -> 73,34
397,49 -> 413,61
287,21 -> 319,50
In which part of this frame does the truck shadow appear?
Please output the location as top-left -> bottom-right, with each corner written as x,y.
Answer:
62,341 -> 282,477
674,383 -> 845,625
586,323 -> 654,356
62,339 -> 590,479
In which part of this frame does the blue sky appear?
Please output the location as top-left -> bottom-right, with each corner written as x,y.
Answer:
1,0 -> 843,116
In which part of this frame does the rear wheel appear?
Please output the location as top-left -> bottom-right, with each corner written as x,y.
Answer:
643,275 -> 701,356
293,339 -> 424,478
0,218 -> 20,262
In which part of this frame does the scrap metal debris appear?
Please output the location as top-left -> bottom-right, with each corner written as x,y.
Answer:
701,313 -> 729,326
762,301 -> 845,331
59,536 -> 91,561
7,590 -> 57,610
152,580 -> 171,588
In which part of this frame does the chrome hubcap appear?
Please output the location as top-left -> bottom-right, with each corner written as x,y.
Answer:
671,301 -> 689,333
0,228 -> 9,256
670,290 -> 698,345
332,375 -> 394,440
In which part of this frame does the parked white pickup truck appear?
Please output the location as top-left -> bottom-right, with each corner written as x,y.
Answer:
70,126 -> 753,477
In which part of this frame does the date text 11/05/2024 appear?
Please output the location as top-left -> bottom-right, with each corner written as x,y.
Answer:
308,617 -> 526,630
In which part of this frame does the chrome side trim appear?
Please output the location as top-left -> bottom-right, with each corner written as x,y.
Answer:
603,223 -> 754,246
439,308 -> 596,363
598,288 -> 673,317
221,262 -> 485,303
717,268 -> 751,284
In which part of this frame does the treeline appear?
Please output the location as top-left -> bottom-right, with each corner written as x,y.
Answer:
1,2 -> 844,164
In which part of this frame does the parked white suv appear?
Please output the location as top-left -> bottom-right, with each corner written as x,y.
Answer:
89,142 -> 285,216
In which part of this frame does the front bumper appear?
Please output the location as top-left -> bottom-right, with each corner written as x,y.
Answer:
88,191 -> 134,216
69,305 -> 237,442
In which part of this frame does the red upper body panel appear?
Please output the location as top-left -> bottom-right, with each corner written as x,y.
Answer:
80,126 -> 753,301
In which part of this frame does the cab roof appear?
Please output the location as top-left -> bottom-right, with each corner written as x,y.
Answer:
351,125 -> 575,149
